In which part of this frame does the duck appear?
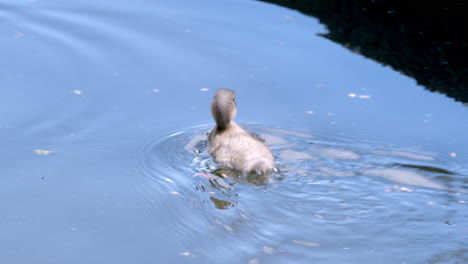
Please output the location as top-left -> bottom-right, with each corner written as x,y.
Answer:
208,89 -> 275,175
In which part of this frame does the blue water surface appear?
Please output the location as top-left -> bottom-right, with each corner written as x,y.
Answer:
1,0 -> 467,263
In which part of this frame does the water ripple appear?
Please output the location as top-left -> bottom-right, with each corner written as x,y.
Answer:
1,2 -> 166,66
133,124 -> 467,252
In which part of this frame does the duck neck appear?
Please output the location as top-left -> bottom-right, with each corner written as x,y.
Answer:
214,118 -> 230,132
212,103 -> 233,132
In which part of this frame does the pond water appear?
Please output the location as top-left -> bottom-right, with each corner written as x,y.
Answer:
1,0 -> 467,263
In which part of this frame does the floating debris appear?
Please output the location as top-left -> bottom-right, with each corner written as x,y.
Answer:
262,246 -> 276,255
34,149 -> 52,155
348,93 -> 371,99
314,214 -> 325,219
399,187 -> 414,192
14,31 -> 25,38
72,90 -> 82,95
292,240 -> 320,247
200,88 -> 209,92
152,89 -> 160,93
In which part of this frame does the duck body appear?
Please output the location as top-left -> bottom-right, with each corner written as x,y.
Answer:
208,89 -> 274,175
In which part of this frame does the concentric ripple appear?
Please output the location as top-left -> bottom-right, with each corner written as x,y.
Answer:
134,124 -> 466,211
133,125 -> 468,262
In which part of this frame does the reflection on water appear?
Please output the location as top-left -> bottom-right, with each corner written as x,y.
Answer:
258,0 -> 468,104
210,196 -> 234,210
364,168 -> 445,190
371,150 -> 435,161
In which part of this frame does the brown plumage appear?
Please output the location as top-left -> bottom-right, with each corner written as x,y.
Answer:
208,89 -> 274,175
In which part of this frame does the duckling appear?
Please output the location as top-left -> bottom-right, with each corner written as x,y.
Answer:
208,89 -> 275,175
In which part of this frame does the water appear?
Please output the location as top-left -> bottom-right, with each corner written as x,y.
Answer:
1,0 -> 467,263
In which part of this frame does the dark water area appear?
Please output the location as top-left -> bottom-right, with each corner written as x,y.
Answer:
259,0 -> 468,103
1,0 -> 467,263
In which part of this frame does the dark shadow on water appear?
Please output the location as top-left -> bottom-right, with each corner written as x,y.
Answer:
257,0 -> 468,104
393,163 -> 455,175
209,196 -> 234,210
205,169 -> 273,209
